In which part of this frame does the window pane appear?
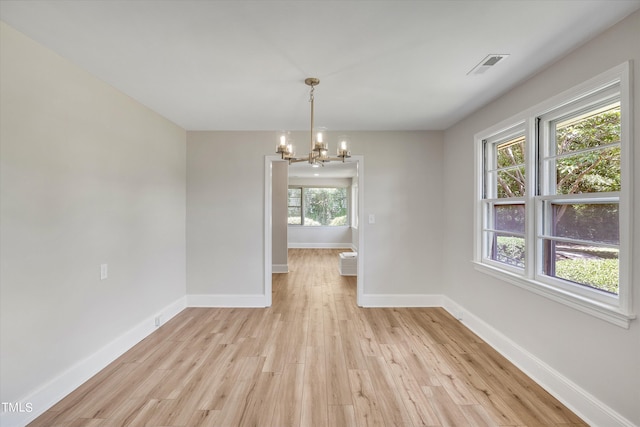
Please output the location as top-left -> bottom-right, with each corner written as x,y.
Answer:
487,232 -> 525,268
543,240 -> 618,295
496,166 -> 526,198
288,188 -> 302,206
287,207 -> 301,224
497,136 -> 525,168
556,104 -> 620,154
494,204 -> 525,234
301,188 -> 348,226
552,203 -> 619,244
556,146 -> 620,194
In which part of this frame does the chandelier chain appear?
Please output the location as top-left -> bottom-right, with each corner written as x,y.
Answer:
309,84 -> 315,151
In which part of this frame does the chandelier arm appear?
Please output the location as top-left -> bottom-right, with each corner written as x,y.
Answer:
289,158 -> 307,164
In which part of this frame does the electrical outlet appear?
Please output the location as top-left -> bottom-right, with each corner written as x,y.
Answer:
100,264 -> 108,280
368,214 -> 375,224
155,315 -> 162,327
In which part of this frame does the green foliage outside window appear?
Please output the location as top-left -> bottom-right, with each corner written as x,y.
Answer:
495,108 -> 620,199
288,187 -> 348,226
555,107 -> 621,195
556,258 -> 618,294
496,137 -> 525,198
495,236 -> 525,268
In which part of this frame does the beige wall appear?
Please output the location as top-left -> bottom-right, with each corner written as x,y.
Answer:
0,21 -> 187,409
442,10 -> 640,425
187,130 -> 445,297
272,161 -> 288,268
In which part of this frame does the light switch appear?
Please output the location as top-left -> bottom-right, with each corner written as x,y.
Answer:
100,264 -> 108,280
368,214 -> 375,224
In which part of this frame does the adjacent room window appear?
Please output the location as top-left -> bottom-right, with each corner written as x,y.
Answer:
474,63 -> 634,327
288,187 -> 302,223
288,187 -> 348,226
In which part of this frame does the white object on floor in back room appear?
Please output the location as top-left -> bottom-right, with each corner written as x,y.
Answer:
339,252 -> 357,276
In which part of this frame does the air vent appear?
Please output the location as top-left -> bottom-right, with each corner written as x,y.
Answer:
467,54 -> 510,75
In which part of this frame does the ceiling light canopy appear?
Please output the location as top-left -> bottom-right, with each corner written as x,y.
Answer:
276,78 -> 351,167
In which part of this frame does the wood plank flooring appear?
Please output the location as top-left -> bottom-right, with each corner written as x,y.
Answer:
29,249 -> 587,427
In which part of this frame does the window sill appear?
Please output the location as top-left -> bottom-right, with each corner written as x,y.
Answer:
472,261 -> 635,328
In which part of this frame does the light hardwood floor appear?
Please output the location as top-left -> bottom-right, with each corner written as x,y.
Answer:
29,249 -> 587,427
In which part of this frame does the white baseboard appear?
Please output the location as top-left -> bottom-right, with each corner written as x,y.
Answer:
288,243 -> 353,249
272,264 -> 289,273
187,294 -> 268,307
8,292 -> 632,427
440,296 -> 636,427
359,293 -> 444,307
3,296 -> 187,427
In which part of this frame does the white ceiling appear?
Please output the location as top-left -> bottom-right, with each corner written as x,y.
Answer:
1,1 -> 639,131
288,160 -> 357,179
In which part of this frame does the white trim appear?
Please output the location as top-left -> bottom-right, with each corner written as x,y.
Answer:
2,296 -> 187,427
264,155 -> 278,308
441,297 -> 637,427
187,294 -> 269,308
359,293 -> 444,307
288,243 -> 353,249
354,156 -> 365,307
272,264 -> 289,273
617,61 -> 634,317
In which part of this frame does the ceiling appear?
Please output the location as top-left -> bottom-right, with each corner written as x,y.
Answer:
1,1 -> 639,132
288,160 -> 357,179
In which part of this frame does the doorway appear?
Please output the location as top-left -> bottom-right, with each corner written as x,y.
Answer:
264,155 -> 364,307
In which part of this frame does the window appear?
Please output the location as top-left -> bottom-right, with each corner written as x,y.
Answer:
539,97 -> 621,297
482,129 -> 527,269
474,63 -> 634,327
288,187 -> 348,226
288,187 -> 302,223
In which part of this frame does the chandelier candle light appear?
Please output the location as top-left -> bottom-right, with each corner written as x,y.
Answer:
276,78 -> 351,167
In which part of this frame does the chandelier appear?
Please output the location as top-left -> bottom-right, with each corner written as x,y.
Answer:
276,78 -> 351,167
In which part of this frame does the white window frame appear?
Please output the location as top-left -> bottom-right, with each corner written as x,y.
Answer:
473,62 -> 635,328
287,185 -> 350,227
